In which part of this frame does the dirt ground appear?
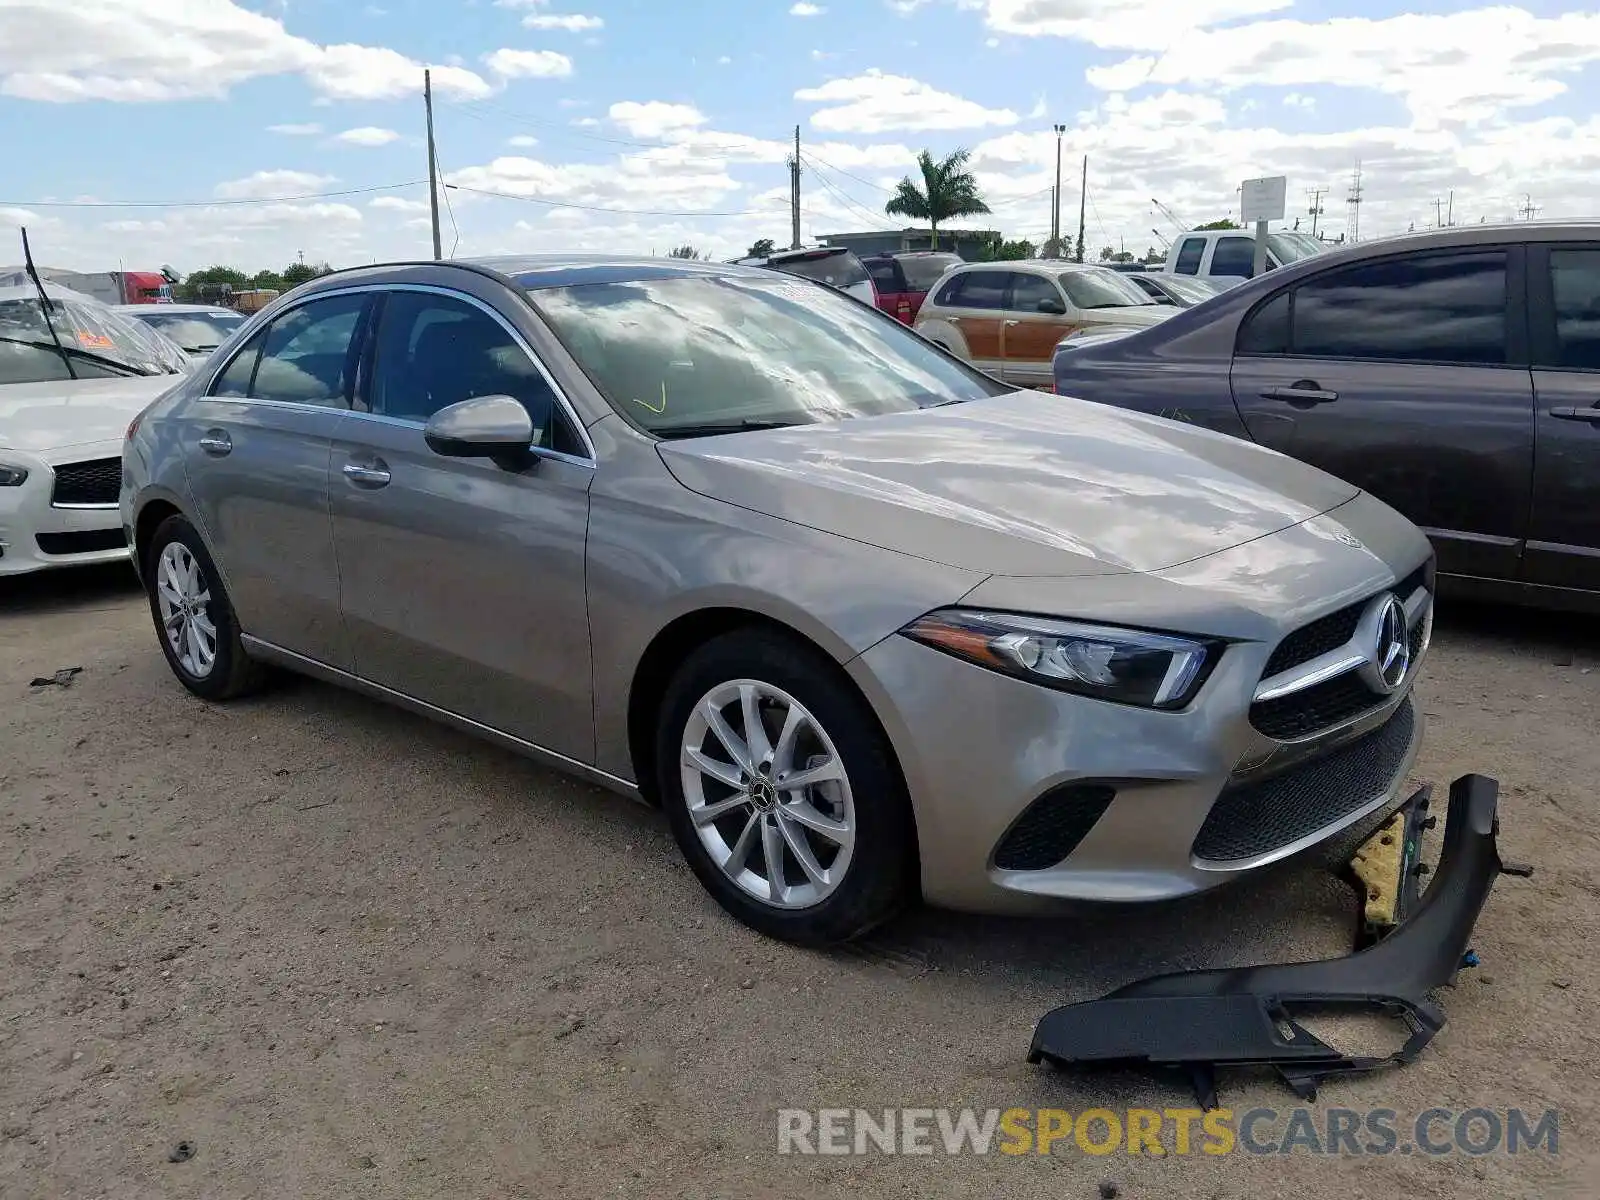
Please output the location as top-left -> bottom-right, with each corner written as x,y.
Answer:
2,564 -> 1597,1199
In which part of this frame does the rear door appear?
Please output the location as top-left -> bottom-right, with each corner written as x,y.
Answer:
1524,244 -> 1600,592
999,271 -> 1070,389
180,292 -> 370,668
932,270 -> 1007,372
328,286 -> 596,762
1229,246 -> 1535,580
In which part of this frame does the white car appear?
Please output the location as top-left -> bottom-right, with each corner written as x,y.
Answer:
1,282 -> 189,576
113,302 -> 247,363
733,246 -> 879,308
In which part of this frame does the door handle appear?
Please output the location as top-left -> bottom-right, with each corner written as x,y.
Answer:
1261,382 -> 1339,405
341,460 -> 392,489
1549,405 -> 1600,425
197,430 -> 231,457
1004,319 -> 1021,327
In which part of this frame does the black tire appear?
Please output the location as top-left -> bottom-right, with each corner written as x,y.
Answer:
143,514 -> 268,701
655,628 -> 916,945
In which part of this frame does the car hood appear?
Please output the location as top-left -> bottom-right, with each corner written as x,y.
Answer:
0,374 -> 182,454
657,391 -> 1361,577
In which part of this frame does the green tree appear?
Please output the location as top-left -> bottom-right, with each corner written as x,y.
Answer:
1193,218 -> 1241,230
249,269 -> 285,291
666,244 -> 703,260
178,265 -> 248,302
282,261 -> 329,287
974,235 -> 1035,261
883,148 -> 991,250
746,238 -> 776,259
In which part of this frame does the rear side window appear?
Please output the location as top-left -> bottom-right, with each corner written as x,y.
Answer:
250,294 -> 370,406
1173,238 -> 1205,275
942,270 -> 1008,310
1210,237 -> 1257,278
865,259 -> 901,292
1237,292 -> 1290,355
1292,251 -> 1507,364
1548,249 -> 1600,370
899,253 -> 962,292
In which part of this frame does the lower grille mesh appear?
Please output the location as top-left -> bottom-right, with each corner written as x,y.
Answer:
993,784 -> 1115,871
1194,698 -> 1416,864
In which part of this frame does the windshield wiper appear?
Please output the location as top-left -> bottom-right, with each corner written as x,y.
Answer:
0,334 -> 151,377
654,419 -> 809,439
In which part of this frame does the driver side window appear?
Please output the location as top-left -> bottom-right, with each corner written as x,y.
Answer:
369,290 -> 584,456
1007,273 -> 1063,313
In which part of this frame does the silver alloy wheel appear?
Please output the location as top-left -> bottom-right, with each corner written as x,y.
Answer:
680,678 -> 857,910
154,542 -> 218,679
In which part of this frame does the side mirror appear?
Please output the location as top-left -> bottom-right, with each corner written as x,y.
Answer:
424,395 -> 536,466
1037,297 -> 1067,315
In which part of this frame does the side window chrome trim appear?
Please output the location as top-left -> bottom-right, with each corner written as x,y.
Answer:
201,281 -> 597,463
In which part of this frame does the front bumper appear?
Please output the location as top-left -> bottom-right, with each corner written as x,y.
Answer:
0,443 -> 131,577
848,616 -> 1426,915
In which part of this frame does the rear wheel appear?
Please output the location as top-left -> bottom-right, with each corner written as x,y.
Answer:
144,514 -> 267,701
656,629 -> 915,945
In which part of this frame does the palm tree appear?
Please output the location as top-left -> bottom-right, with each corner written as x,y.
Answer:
884,148 -> 991,251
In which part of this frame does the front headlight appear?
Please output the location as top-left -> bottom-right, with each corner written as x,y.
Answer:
0,465 -> 28,487
902,609 -> 1221,709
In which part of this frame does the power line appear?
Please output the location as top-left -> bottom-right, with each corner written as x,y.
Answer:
796,148 -> 896,195
444,182 -> 769,218
799,154 -> 895,230
0,181 -> 429,209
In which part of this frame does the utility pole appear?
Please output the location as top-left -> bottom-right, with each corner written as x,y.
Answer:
790,125 -> 802,250
1345,160 -> 1364,242
1051,124 -> 1065,254
1519,192 -> 1541,221
1432,197 -> 1444,229
1074,154 -> 1087,264
1447,189 -> 1453,227
1306,187 -> 1326,238
424,69 -> 442,260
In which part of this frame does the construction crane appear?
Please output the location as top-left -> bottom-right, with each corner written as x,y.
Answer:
1151,227 -> 1171,250
1152,198 -> 1188,235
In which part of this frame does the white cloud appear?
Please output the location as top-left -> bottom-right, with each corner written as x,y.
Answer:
791,2 -> 826,15
523,12 -> 604,31
1283,92 -> 1314,110
335,126 -> 401,146
0,0 -> 492,103
0,206 -> 40,227
214,170 -> 338,200
796,69 -> 1018,133
483,48 -> 575,78
609,100 -> 708,139
979,0 -> 1289,46
269,122 -> 322,135
508,134 -> 540,147
369,196 -> 431,213
717,55 -> 732,65
1082,9 -> 1600,129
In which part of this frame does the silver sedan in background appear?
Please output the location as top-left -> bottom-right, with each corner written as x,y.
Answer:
122,256 -> 1434,944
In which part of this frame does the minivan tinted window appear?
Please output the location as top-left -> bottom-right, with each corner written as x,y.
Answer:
1292,251 -> 1507,365
943,270 -> 1008,310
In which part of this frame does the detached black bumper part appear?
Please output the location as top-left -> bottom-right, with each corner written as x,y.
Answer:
1027,774 -> 1532,1109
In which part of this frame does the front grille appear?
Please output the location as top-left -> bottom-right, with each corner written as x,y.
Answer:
993,784 -> 1115,871
1252,605 -> 1429,740
50,458 -> 122,506
35,528 -> 128,556
1193,698 -> 1416,864
1260,563 -> 1431,680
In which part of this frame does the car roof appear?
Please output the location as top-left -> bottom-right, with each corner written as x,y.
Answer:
112,303 -> 239,315
945,260 -> 1123,276
294,254 -> 761,295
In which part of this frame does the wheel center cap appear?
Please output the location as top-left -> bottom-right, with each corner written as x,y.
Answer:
751,778 -> 779,812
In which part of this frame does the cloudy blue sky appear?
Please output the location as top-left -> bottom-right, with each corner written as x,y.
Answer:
1,0 -> 1597,272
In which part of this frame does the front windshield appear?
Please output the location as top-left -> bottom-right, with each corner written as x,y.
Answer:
132,310 -> 244,352
1059,270 -> 1157,309
0,293 -> 186,384
529,273 -> 1009,437
770,251 -> 870,291
1266,232 -> 1323,263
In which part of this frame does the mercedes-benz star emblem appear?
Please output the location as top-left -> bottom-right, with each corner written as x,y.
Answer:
1366,593 -> 1411,694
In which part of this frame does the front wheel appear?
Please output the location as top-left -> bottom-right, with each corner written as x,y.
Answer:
143,514 -> 267,701
656,629 -> 916,945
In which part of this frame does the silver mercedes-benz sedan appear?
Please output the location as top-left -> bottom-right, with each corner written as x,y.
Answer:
121,255 -> 1435,944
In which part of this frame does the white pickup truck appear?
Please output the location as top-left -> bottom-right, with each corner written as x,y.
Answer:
1163,228 -> 1327,284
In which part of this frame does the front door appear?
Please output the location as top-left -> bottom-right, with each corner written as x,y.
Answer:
1229,246 -> 1535,581
328,287 -> 596,763
1000,272 -> 1071,389
1524,244 -> 1600,591
179,292 -> 371,668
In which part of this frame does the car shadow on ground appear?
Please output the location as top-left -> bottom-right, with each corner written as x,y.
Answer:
0,562 -> 143,615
